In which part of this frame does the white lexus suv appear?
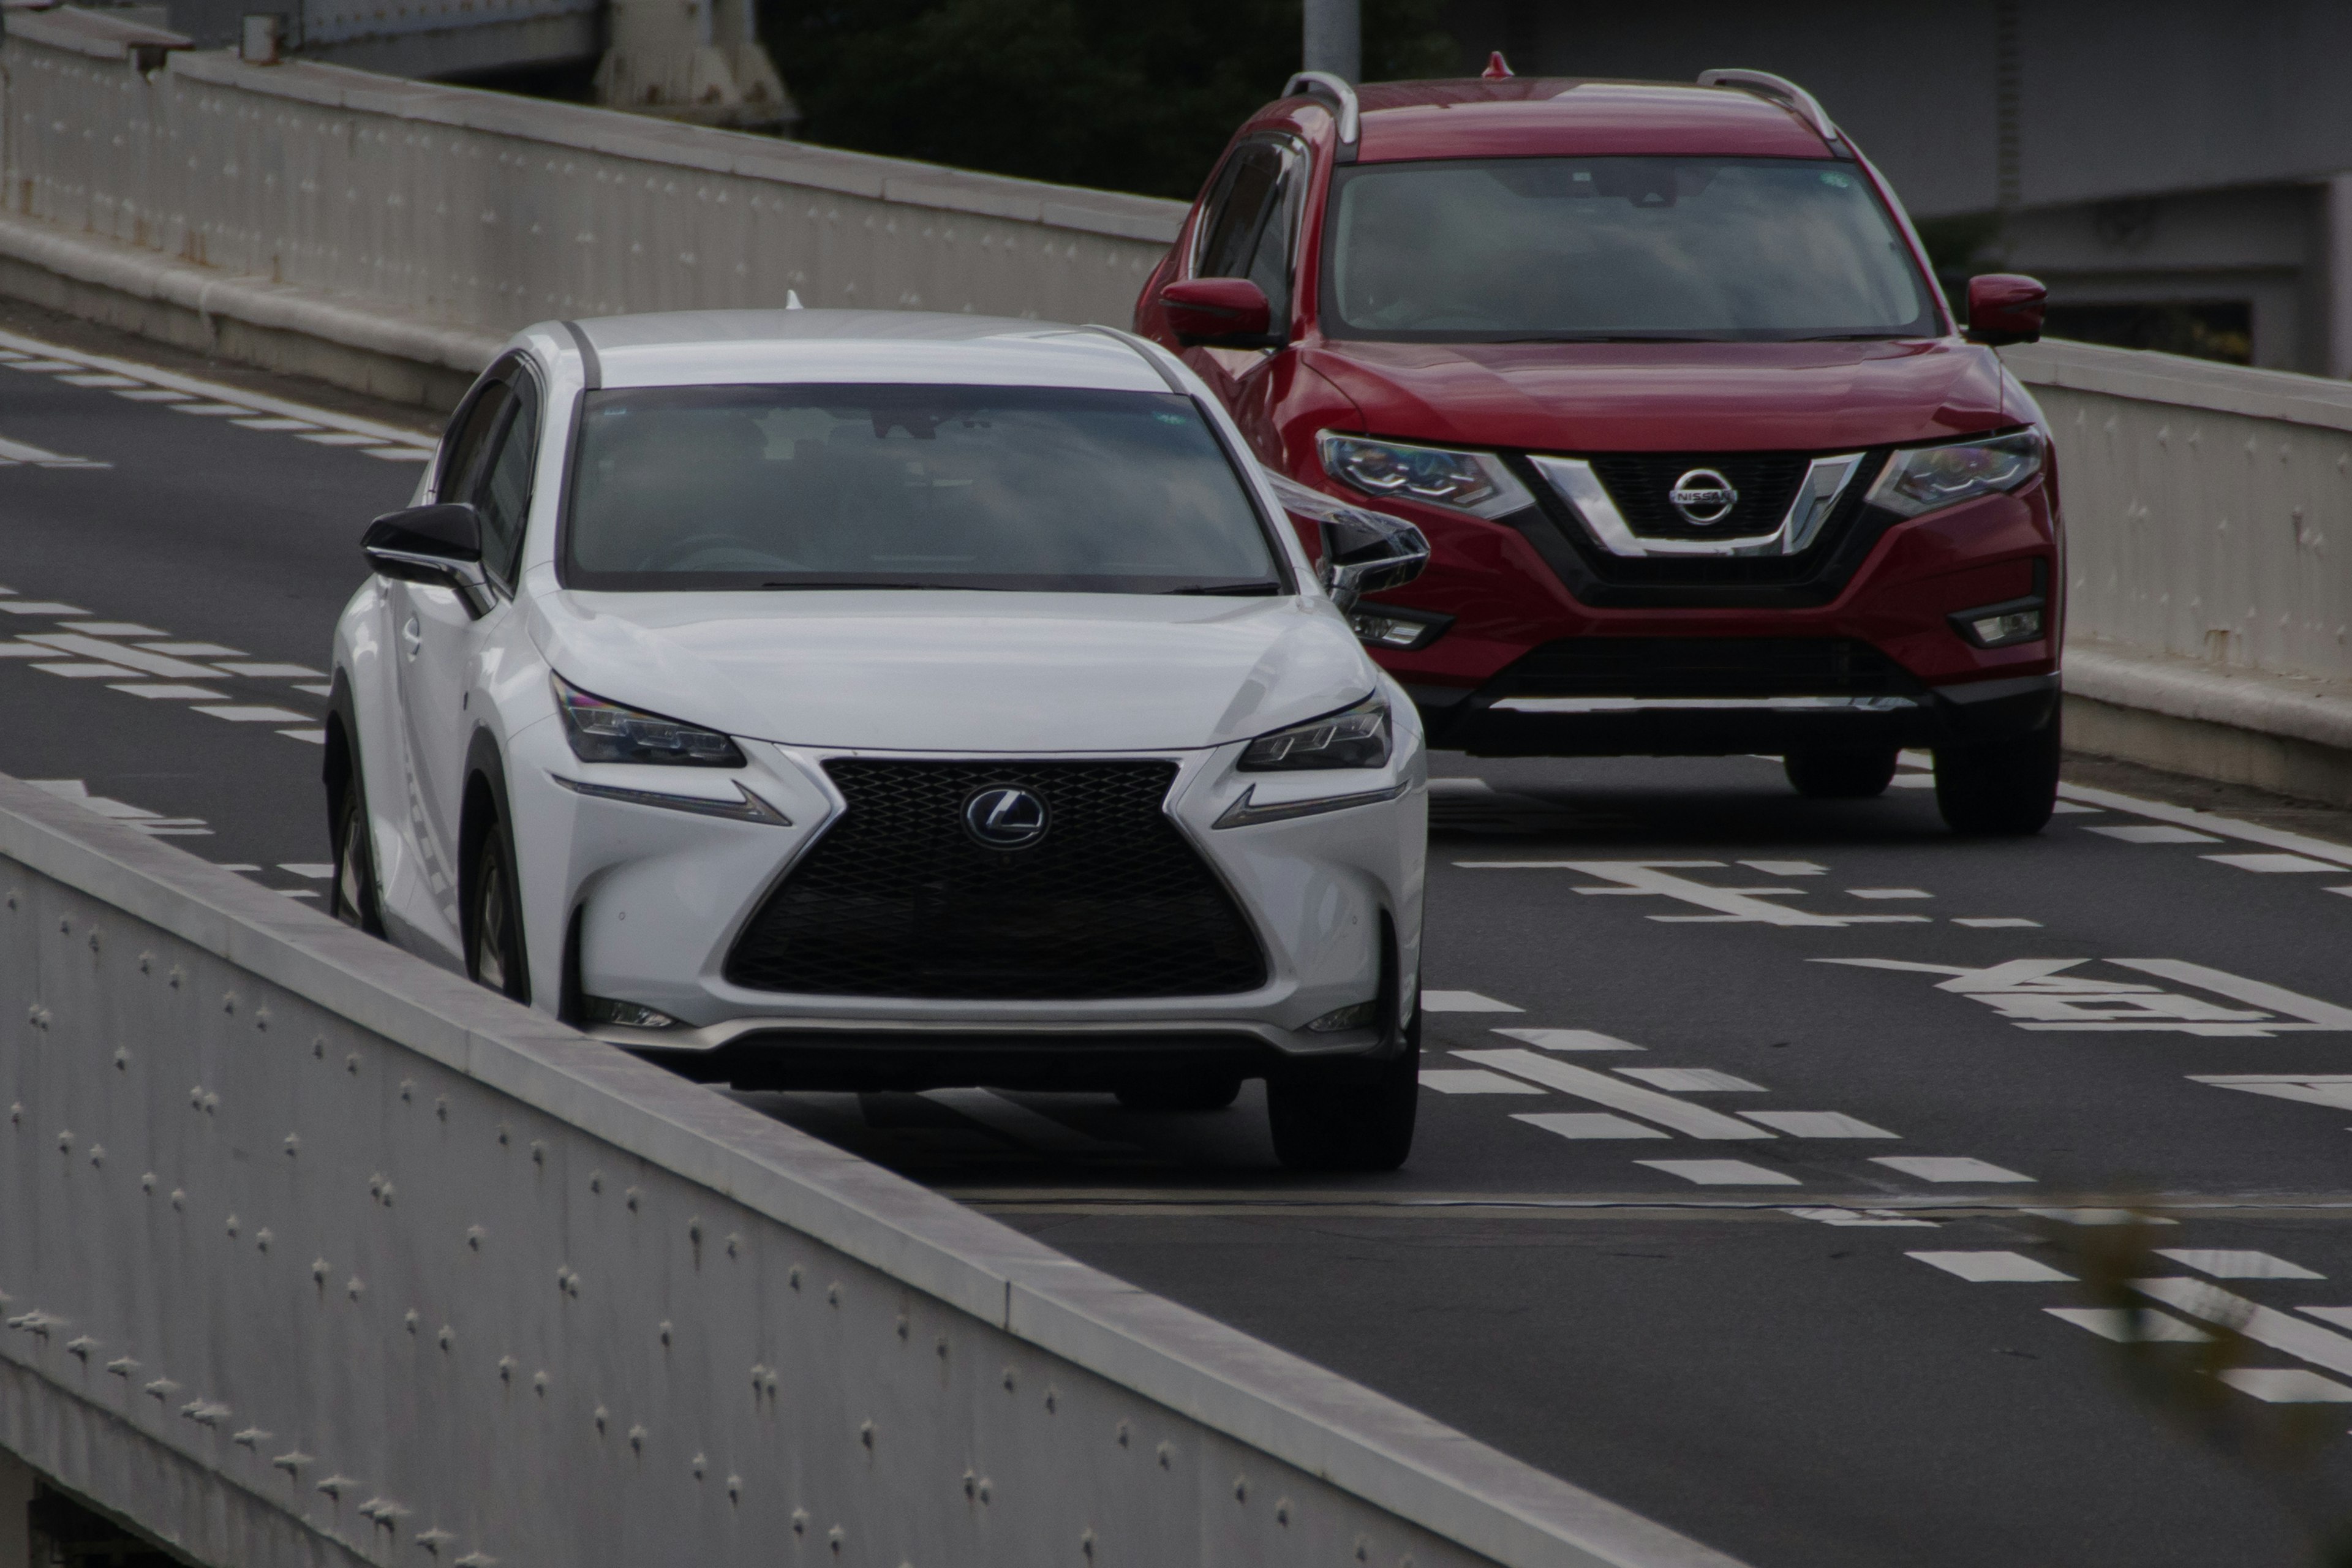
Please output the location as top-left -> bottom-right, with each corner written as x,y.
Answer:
326,309 -> 1431,1170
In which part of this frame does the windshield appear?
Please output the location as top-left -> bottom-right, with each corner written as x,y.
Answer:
562,383 -> 1284,594
1323,156 -> 1937,342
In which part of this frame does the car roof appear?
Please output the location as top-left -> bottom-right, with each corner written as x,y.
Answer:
1274,78 -> 1839,163
563,310 -> 1175,393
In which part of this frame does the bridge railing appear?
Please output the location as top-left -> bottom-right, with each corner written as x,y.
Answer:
0,774 -> 1745,1568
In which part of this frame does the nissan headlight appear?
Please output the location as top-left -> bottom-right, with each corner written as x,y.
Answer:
1865,429 -> 2046,519
1239,695 -> 1391,771
1318,432 -> 1532,520
552,673 -> 746,766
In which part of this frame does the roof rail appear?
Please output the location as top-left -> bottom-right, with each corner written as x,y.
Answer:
1696,68 -> 1843,151
1283,70 -> 1360,148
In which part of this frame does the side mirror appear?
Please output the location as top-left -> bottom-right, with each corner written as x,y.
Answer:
1259,468 -> 1430,610
1159,277 -> 1279,349
1966,273 -> 2047,347
363,502 -> 494,618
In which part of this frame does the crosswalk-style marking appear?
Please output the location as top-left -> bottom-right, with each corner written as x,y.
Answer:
2135,1278 -> 2352,1379
1874,1156 -> 2032,1183
1909,1250 -> 2071,1282
1491,1028 -> 1642,1051
1740,1110 -> 1898,1139
1785,1207 -> 1934,1227
2045,1307 -> 2209,1343
1638,1159 -> 1798,1185
1420,1069 -> 1543,1095
2086,824 -> 2220,844
2202,852 -> 2343,873
1517,1112 -> 1668,1140
1615,1068 -> 1762,1092
1422,990 -> 1521,1013
2155,1249 -> 2323,1280
2217,1368 -> 2352,1403
1457,1049 -> 1772,1138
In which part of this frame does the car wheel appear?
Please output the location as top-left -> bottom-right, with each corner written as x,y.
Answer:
1266,1004 -> 1420,1172
465,815 -> 530,1001
1115,1073 -> 1244,1113
1934,712 -> 2060,836
1782,745 -> 1899,799
328,741 -> 384,935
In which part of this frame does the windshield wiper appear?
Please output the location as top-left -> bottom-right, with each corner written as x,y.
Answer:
1161,581 -> 1283,596
760,580 -> 929,590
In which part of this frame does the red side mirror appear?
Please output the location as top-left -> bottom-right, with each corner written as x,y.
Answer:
1158,278 -> 1276,348
1966,273 -> 2047,347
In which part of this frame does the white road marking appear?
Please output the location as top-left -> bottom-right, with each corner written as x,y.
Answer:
1909,1250 -> 2071,1282
1874,1156 -> 2034,1183
2202,851 -> 2343,873
1847,888 -> 1931,899
2331,886 -> 2352,899
27,779 -> 211,837
1785,1207 -> 1935,1227
279,728 -> 328,744
139,641 -> 243,657
1740,1110 -> 1899,1138
169,402 -> 254,417
7,358 -> 81,371
1638,1159 -> 1798,1186
1515,1112 -> 1670,1140
1492,1028 -> 1642,1051
2218,1368 -> 2352,1403
2155,1249 -> 2323,1280
2045,1307 -> 2209,1343
195,705 -> 313,723
2024,1208 -> 2178,1226
2301,1308 -> 2352,1330
277,864 -> 334,880
363,448 -> 433,462
1888,774 -> 1936,788
2194,1074 -> 2352,1112
1740,860 -> 1825,875
1820,956 -> 2350,1036
1953,918 -> 2042,928
35,661 -> 144,679
113,388 -> 190,402
2086,824 -> 2220,844
300,432 -> 390,446
62,622 -> 166,636
23,634 -> 220,678
232,417 -> 319,432
1420,1069 -> 1544,1095
2051,802 -> 2103,814
1462,859 -> 1931,927
1427,777 -> 1494,795
1615,1068 -> 1763,1092
1422,990 -> 1521,1013
295,682 -> 334,697
110,684 -> 227,701
214,661 -> 324,678
0,601 -> 88,616
1458,1049 -> 1773,1138
58,373 -> 138,388
2062,781 -> 2352,867
921,1088 -> 1131,1154
279,888 -> 322,899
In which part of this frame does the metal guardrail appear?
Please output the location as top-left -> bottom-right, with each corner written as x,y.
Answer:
0,773 -> 1749,1568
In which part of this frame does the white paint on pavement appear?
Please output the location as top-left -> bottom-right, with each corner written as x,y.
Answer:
2218,1368 -> 2352,1403
1457,1049 -> 1774,1138
1614,1068 -> 1762,1092
921,1088 -> 1131,1155
2193,1074 -> 2352,1112
1846,888 -> 1931,900
2086,824 -> 2220,844
1420,1069 -> 1544,1095
2061,781 -> 2352,868
1491,1028 -> 1642,1051
2156,1250 -> 2324,1280
1638,1159 -> 1798,1186
1422,990 -> 1522,1013
2201,852 -> 2344,873
2045,1307 -> 2209,1343
1873,1156 -> 2034,1183
1460,859 -> 1931,927
1740,860 -> 1824,875
1785,1207 -> 1934,1227
2136,1278 -> 2352,1381
1952,918 -> 2041,929
1515,1112 -> 1670,1140
194,705 -> 312,724
1740,1110 -> 1899,1139
1909,1251 -> 2071,1282
1820,956 -> 2352,1036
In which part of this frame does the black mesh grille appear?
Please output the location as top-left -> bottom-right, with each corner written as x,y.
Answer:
1588,453 -> 1812,540
1491,638 -> 1923,699
724,760 -> 1267,1000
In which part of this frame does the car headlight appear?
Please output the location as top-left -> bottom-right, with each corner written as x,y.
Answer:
1865,429 -> 2045,519
1239,695 -> 1391,771
552,673 -> 745,766
1318,432 -> 1533,520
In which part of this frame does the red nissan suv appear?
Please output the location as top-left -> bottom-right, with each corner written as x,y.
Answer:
1137,67 -> 2061,834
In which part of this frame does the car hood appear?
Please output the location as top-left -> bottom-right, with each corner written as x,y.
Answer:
1303,338 -> 2011,453
526,589 -> 1376,753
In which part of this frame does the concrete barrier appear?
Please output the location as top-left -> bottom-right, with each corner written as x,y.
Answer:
0,7 -> 1184,407
0,772 -> 1749,1568
2006,341 -> 2352,803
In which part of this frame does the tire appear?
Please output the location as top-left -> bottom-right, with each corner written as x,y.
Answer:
464,815 -> 530,1001
1783,745 -> 1899,799
1934,712 -> 2060,836
1267,1006 -> 1420,1172
328,739 -> 384,936
1116,1074 -> 1243,1114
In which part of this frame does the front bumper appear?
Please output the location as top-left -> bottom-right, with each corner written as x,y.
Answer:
502,704 -> 1427,1084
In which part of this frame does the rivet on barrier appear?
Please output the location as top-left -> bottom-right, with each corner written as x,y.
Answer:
137,952 -> 152,974
726,1474 -> 742,1505
690,1453 -> 706,1480
65,1335 -> 96,1360
1001,1366 -> 1016,1393
627,1424 -> 646,1454
625,1187 -> 640,1212
170,1189 -> 186,1210
255,1227 -> 272,1252
858,1420 -> 873,1451
594,1406 -> 609,1436
437,1325 -> 455,1352
404,1309 -> 420,1334
530,1139 -> 547,1165
1233,1476 -> 1247,1503
532,1370 -> 548,1396
113,1049 -> 129,1072
233,1427 -> 270,1449
417,1526 -> 456,1555
497,1355 -> 517,1384
347,1277 -> 366,1301
105,1357 -> 137,1378
270,1451 -> 311,1476
315,1475 -> 355,1500
284,1134 -> 300,1157
1082,1526 -> 1097,1558
221,992 -> 236,1016
224,1215 -> 238,1239
826,1283 -> 840,1306
144,1379 -> 178,1402
467,1225 -> 486,1251
1276,1498 -> 1292,1526
56,1129 -> 72,1152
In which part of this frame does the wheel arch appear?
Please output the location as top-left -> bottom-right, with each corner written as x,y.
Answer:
458,727 -> 530,1005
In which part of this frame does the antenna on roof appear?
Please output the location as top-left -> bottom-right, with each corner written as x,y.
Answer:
1482,51 -> 1513,78
785,290 -> 804,310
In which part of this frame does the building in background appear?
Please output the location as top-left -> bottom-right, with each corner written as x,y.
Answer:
1444,1 -> 2352,374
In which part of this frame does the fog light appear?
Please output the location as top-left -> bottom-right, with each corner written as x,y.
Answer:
1346,606 -> 1452,651
1950,598 -> 2045,649
584,997 -> 680,1029
1306,1000 -> 1379,1033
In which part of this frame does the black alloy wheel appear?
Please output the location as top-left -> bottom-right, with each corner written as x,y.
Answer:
1782,745 -> 1901,799
1115,1074 -> 1245,1113
1934,712 -> 2062,836
1266,1000 -> 1420,1172
329,757 -> 384,935
466,820 -> 530,1001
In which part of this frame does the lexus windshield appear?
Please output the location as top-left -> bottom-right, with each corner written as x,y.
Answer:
1323,156 -> 1937,342
562,383 -> 1284,593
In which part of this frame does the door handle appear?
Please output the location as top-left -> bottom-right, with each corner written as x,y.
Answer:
401,615 -> 422,660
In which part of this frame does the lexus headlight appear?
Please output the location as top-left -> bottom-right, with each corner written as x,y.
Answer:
1866,429 -> 2045,519
552,673 -> 745,766
1239,695 -> 1391,771
1318,432 -> 1532,520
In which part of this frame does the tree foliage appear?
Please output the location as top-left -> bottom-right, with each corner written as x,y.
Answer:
761,1 -> 1457,200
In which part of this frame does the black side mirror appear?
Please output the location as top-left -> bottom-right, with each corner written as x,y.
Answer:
1259,468 -> 1431,610
363,503 -> 494,618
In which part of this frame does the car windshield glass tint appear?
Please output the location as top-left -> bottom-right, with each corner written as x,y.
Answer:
562,384 -> 1282,593
1324,157 -> 1935,342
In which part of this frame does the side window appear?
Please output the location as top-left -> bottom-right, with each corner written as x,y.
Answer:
1193,143 -> 1298,329
469,377 -> 539,591
435,377 -> 514,503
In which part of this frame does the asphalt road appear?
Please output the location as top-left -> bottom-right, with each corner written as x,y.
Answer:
9,312 -> 2352,1568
